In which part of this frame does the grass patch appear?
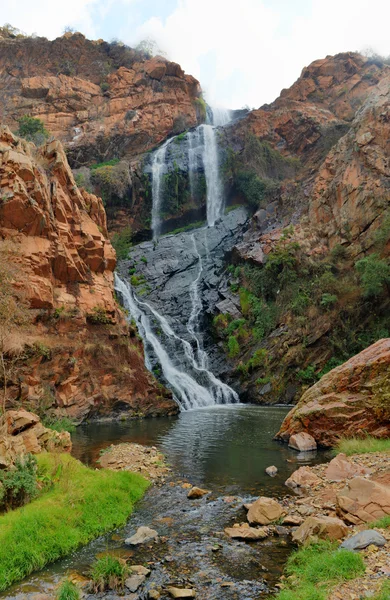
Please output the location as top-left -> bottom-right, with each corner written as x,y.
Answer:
334,436 -> 390,456
164,220 -> 206,236
369,515 -> 390,529
90,554 -> 128,592
42,416 -> 76,433
0,453 -> 149,591
372,581 -> 390,600
56,579 -> 80,600
276,541 -> 365,600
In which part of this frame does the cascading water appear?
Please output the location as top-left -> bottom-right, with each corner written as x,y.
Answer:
115,274 -> 239,410
211,106 -> 232,127
201,124 -> 224,226
151,137 -> 173,240
187,128 -> 202,199
187,233 -> 208,369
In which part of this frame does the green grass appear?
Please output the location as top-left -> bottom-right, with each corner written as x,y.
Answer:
56,579 -> 80,600
335,436 -> 390,456
42,416 -> 76,433
90,554 -> 128,592
164,220 -> 206,236
369,515 -> 390,529
276,541 -> 365,600
372,581 -> 390,600
0,453 -> 149,591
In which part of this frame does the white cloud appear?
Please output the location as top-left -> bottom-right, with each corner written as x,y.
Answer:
1,0 -> 99,40
130,0 -> 390,108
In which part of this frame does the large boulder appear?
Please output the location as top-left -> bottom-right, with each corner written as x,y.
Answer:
292,515 -> 349,545
325,453 -> 372,482
247,497 -> 285,525
285,466 -> 321,493
340,530 -> 387,551
288,432 -> 317,452
275,339 -> 390,447
336,477 -> 390,524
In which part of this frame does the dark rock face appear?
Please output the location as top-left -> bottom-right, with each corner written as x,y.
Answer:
117,208 -> 249,383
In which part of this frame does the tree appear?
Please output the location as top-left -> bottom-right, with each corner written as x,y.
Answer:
17,116 -> 49,146
355,253 -> 390,298
0,246 -> 29,413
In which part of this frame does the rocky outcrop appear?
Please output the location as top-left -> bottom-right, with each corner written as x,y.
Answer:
275,339 -> 390,447
0,409 -> 71,468
0,32 -> 202,166
0,126 -> 176,420
337,477 -> 390,524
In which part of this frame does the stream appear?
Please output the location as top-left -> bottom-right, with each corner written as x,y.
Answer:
4,405 -> 330,600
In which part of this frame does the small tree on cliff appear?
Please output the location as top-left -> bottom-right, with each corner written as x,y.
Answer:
0,246 -> 29,413
17,116 -> 49,146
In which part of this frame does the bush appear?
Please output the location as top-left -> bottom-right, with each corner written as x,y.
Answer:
90,160 -> 131,206
0,455 -> 38,511
235,171 -> 271,208
17,116 -> 49,146
56,579 -> 80,600
297,365 -> 317,384
86,306 -> 113,325
111,226 -> 132,260
227,335 -> 240,358
355,253 -> 390,297
320,293 -> 338,308
90,555 -> 128,592
0,453 -> 148,591
42,415 -> 76,433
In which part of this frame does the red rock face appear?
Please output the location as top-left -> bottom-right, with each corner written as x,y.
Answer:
0,126 -> 177,420
275,339 -> 390,447
0,32 -> 202,165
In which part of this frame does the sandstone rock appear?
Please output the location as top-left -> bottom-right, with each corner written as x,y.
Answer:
292,516 -> 349,545
247,497 -> 285,525
187,487 -> 210,499
282,515 -> 304,526
167,588 -> 196,599
285,467 -> 321,493
225,525 -> 268,540
6,410 -> 39,435
125,526 -> 159,545
336,477 -> 390,524
340,530 -> 387,551
276,339 -> 390,446
325,453 -> 372,482
288,432 -> 317,452
125,574 -> 146,592
265,465 -> 278,477
130,565 -> 151,576
148,591 -> 161,599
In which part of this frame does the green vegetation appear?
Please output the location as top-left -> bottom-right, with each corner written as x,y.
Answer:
165,221 -> 206,236
0,455 -> 38,511
111,226 -> 133,260
335,436 -> 390,456
56,579 -> 80,600
42,415 -> 76,433
90,160 -> 130,207
355,253 -> 390,297
86,306 -> 113,325
17,116 -> 49,146
193,97 -> 207,122
371,581 -> 390,600
90,554 -> 128,592
369,515 -> 390,529
276,541 -> 365,600
228,335 -> 240,358
0,453 -> 148,591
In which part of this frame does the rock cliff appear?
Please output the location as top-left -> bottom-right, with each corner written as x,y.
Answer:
0,126 -> 176,420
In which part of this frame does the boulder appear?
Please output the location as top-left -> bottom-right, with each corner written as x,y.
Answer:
282,515 -> 304,526
167,588 -> 196,598
288,432 -> 317,452
247,497 -> 285,525
325,453 -> 372,482
225,525 -> 268,540
336,477 -> 390,524
187,487 -> 210,499
125,574 -> 146,592
292,516 -> 349,545
265,465 -> 278,477
340,530 -> 387,551
125,526 -> 159,546
285,466 -> 321,493
6,410 -> 39,435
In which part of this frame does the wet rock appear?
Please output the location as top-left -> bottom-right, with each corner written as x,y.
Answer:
336,477 -> 390,524
187,487 -> 210,499
125,573 -> 146,592
225,524 -> 269,540
325,453 -> 372,482
265,465 -> 278,477
247,497 -> 285,525
340,530 -> 387,551
285,466 -> 321,493
125,526 -> 159,545
292,515 -> 349,545
288,432 -> 317,452
167,587 -> 196,598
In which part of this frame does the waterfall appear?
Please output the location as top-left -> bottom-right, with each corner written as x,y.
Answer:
187,233 -> 208,369
115,274 -> 239,410
200,124 -> 224,226
151,138 -> 172,240
187,128 -> 202,199
211,107 -> 232,127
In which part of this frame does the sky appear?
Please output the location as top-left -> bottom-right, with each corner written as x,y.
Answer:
2,0 -> 390,109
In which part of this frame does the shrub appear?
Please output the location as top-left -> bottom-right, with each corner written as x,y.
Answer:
0,454 -> 38,511
86,306 -> 113,325
17,116 -> 49,146
355,253 -> 390,297
235,171 -> 271,208
297,365 -> 317,384
227,335 -> 240,358
90,555 -> 128,592
331,244 -> 348,262
90,161 -> 131,206
100,82 -> 110,92
320,293 -> 338,308
56,579 -> 80,600
111,226 -> 132,260
42,415 -> 76,433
